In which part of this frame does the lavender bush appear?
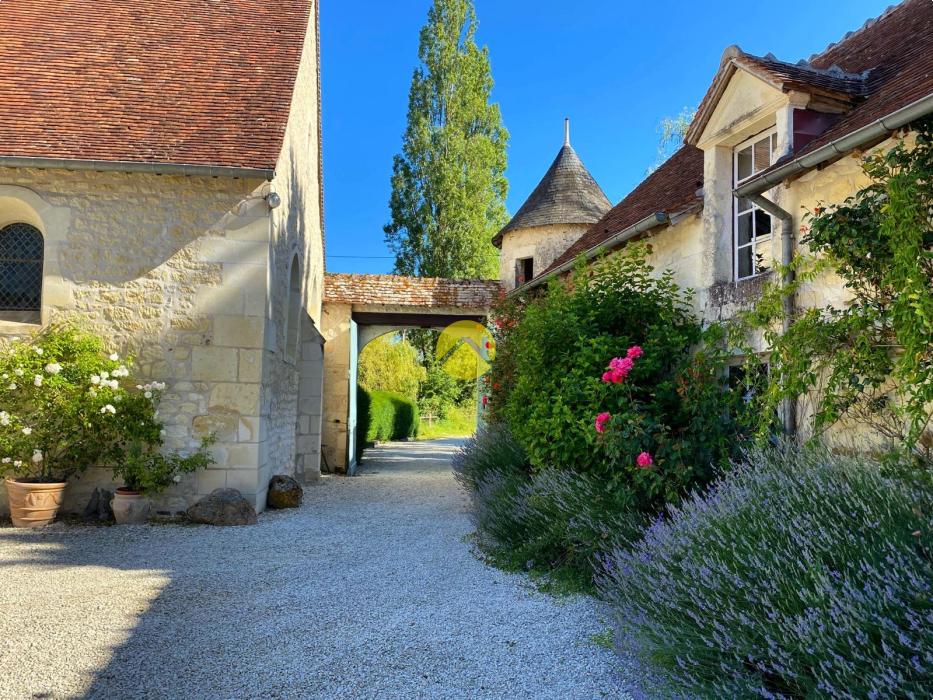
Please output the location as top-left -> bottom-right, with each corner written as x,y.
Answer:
454,427 -> 644,589
598,445 -> 933,698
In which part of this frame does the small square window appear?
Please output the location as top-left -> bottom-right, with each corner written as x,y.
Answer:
515,257 -> 534,287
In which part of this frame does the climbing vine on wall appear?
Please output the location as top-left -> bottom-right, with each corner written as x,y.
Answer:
741,118 -> 933,456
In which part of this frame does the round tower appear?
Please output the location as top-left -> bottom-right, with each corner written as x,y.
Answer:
494,119 -> 611,290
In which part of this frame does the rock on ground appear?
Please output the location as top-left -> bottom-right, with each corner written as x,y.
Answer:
0,439 -> 634,699
266,474 -> 303,509
186,487 -> 258,526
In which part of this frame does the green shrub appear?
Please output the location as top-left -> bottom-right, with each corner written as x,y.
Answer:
598,445 -> 933,699
492,245 -> 749,513
357,387 -> 419,451
454,427 -> 644,590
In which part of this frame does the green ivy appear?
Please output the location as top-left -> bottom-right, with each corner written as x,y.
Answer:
737,118 -> 933,457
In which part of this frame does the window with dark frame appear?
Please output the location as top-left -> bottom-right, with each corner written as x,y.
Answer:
515,257 -> 534,287
0,223 -> 43,317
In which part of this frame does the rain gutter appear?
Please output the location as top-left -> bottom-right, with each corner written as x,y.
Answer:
0,155 -> 274,180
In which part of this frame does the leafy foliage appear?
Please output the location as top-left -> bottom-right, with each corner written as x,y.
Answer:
115,436 -> 214,494
358,334 -> 426,400
598,445 -> 933,699
384,0 -> 508,279
453,427 -> 645,592
739,120 -> 933,455
495,246 -> 749,509
0,324 -> 212,492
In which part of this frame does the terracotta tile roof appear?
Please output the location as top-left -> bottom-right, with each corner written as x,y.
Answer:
324,274 -> 502,308
776,0 -> 933,161
0,0 -> 312,173
541,146 -> 704,276
493,143 -> 611,247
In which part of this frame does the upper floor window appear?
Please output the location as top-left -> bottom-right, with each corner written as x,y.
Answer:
0,223 -> 43,321
734,130 -> 777,280
515,257 -> 534,287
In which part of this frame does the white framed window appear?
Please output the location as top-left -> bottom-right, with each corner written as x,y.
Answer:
734,130 -> 778,280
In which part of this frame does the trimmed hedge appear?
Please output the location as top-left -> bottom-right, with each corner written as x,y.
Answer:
356,387 -> 419,455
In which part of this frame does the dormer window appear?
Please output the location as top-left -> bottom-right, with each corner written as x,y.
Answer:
734,130 -> 777,280
515,257 -> 534,287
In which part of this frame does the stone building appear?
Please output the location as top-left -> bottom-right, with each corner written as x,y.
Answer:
493,120 -> 611,291
510,0 -> 933,439
0,0 -> 325,514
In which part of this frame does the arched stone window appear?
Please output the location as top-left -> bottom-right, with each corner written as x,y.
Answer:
0,223 -> 43,322
285,255 -> 302,362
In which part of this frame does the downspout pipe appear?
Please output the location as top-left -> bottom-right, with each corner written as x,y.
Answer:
509,211 -> 669,296
747,193 -> 796,439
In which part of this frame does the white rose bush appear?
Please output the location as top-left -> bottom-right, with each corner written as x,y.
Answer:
0,324 -> 211,489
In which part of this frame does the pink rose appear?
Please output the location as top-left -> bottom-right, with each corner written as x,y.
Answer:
626,346 -> 644,360
636,451 -> 654,468
595,412 -> 611,434
602,371 -> 614,383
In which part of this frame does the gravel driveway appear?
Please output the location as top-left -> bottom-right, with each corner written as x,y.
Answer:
0,439 -> 630,699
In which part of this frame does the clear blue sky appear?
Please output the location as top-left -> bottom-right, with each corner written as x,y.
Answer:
321,0 -> 891,274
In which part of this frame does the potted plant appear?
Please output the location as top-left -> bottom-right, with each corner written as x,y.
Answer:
0,325 -> 130,527
110,430 -> 214,524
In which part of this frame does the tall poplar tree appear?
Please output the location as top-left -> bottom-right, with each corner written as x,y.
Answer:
385,0 -> 508,279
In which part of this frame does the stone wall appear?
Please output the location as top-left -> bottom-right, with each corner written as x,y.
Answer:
0,167 -> 273,515
498,223 -> 588,291
257,7 -> 326,503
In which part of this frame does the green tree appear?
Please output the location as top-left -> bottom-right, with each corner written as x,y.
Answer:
385,0 -> 509,279
358,334 -> 426,400
649,106 -> 696,173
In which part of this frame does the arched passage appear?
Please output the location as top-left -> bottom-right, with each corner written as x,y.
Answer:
321,274 -> 501,474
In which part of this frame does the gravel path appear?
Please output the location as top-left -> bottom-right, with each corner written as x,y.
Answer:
0,439 -> 630,699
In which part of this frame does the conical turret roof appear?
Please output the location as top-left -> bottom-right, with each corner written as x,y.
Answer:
493,130 -> 611,247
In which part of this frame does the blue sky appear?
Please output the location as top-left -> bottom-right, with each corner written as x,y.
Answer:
321,0 -> 891,274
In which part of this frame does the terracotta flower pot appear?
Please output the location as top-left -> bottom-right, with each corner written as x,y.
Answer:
111,488 -> 151,525
5,478 -> 67,528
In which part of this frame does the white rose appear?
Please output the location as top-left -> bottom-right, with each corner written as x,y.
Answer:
144,391 -> 152,399
172,475 -> 182,483
101,371 -> 109,380
13,368 -> 23,377
1,457 -> 9,464
34,347 -> 43,356
90,375 -> 101,385
0,411 -> 9,426
88,388 -> 97,397
2,373 -> 7,379
44,363 -> 62,375
109,380 -> 119,390
109,353 -> 119,361
8,383 -> 16,391
21,427 -> 31,435
13,460 -> 22,467
33,375 -> 42,387
31,450 -> 42,463
100,404 -> 116,415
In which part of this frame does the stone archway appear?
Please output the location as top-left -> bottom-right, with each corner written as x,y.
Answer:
320,274 -> 501,474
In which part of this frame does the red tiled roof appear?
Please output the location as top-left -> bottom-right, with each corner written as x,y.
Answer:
0,0 -> 312,173
776,0 -> 933,161
541,146 -> 704,275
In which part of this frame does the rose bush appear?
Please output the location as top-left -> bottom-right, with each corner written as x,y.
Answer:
0,324 -> 211,492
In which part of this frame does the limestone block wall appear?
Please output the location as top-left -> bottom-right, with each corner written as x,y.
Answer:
0,167 -> 276,515
256,6 -> 325,500
499,223 -> 589,291
321,302 -> 352,473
